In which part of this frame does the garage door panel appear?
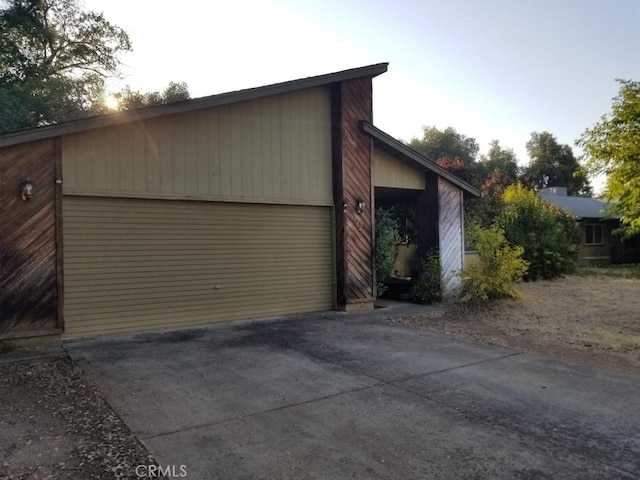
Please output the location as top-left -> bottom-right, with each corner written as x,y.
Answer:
63,196 -> 333,337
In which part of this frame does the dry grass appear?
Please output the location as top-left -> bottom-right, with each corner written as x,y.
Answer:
393,274 -> 640,375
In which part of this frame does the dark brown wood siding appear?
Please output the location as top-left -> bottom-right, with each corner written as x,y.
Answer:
332,77 -> 375,308
0,140 -> 59,336
417,173 -> 440,261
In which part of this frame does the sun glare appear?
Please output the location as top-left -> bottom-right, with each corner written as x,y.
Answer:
104,95 -> 119,110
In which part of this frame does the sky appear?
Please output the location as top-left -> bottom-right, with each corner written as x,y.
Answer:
85,0 -> 640,192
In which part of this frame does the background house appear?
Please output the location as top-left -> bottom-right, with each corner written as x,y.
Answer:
540,187 -> 639,265
0,63 -> 478,342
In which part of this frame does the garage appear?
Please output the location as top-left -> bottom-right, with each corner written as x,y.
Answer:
0,63 -> 478,342
63,196 -> 333,337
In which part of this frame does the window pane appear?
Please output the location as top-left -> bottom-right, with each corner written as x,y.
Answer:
585,225 -> 594,244
594,225 -> 603,244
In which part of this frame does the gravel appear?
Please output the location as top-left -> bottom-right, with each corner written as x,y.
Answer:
0,355 -> 161,480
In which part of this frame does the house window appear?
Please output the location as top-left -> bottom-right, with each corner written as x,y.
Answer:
585,224 -> 603,245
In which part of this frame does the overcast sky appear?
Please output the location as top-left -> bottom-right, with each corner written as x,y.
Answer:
85,0 -> 639,189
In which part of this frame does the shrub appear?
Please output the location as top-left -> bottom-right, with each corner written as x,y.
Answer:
411,249 -> 442,304
498,184 -> 580,280
375,208 -> 399,296
461,224 -> 529,301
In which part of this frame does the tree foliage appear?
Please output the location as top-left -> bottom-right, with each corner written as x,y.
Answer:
0,0 -> 131,133
411,250 -> 442,305
111,81 -> 191,111
497,184 -> 580,281
461,224 -> 528,301
374,208 -> 399,297
437,156 -> 481,188
578,79 -> 640,237
409,126 -> 479,165
0,0 -> 190,134
524,131 -> 592,196
478,140 -> 519,181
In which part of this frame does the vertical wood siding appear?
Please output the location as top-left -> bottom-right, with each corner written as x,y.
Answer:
438,177 -> 464,297
63,196 -> 333,337
62,87 -> 333,206
373,149 -> 424,190
0,140 -> 59,336
332,78 -> 375,307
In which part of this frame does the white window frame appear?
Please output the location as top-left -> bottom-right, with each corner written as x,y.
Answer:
585,224 -> 604,245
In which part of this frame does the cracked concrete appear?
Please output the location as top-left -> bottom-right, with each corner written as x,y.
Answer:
66,304 -> 640,479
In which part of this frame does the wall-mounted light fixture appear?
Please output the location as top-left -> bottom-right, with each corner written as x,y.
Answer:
356,199 -> 366,214
21,179 -> 35,201
341,199 -> 348,213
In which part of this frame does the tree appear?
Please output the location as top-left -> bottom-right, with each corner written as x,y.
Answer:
524,131 -> 592,196
478,140 -> 519,182
106,81 -> 191,112
436,156 -> 481,188
409,126 -> 479,164
0,0 -> 132,133
0,0 -> 190,133
578,79 -> 640,237
497,184 -> 580,281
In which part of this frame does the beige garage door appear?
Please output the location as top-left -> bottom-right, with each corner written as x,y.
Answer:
63,196 -> 334,337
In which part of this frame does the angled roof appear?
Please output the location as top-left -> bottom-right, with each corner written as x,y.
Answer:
0,63 -> 389,149
360,122 -> 481,197
540,192 -> 620,220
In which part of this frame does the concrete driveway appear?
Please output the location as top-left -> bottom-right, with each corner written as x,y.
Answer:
66,305 -> 640,479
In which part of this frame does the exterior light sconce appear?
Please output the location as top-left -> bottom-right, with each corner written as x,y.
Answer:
21,179 -> 35,201
356,199 -> 366,214
341,200 -> 348,213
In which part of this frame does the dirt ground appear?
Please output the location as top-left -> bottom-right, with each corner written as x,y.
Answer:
0,357 -> 158,480
392,274 -> 640,375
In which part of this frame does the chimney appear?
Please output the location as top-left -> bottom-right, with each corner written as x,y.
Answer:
540,186 -> 568,196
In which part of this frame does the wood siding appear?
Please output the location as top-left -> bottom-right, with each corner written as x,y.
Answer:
62,87 -> 333,206
63,196 -> 333,337
373,149 -> 424,190
0,140 -> 59,336
438,177 -> 464,297
332,78 -> 375,308
578,222 -> 620,265
416,174 -> 440,262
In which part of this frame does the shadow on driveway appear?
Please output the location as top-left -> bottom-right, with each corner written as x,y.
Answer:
66,304 -> 640,479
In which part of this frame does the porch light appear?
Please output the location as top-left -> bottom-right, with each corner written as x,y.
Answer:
21,179 -> 35,201
356,199 -> 366,214
342,200 -> 348,212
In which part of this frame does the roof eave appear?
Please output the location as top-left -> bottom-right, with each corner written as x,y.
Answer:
0,62 -> 389,149
360,121 -> 481,197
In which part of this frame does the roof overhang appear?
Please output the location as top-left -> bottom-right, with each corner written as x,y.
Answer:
360,121 -> 481,197
0,63 -> 389,149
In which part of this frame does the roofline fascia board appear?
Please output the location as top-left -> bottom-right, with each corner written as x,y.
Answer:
0,63 -> 389,149
360,121 -> 481,197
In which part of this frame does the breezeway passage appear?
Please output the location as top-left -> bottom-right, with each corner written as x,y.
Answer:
66,304 -> 640,479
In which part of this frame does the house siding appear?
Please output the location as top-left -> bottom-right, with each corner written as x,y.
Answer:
373,149 -> 424,190
332,77 -> 375,309
0,140 -> 61,337
578,222 -> 620,265
61,87 -> 333,206
438,177 -> 464,297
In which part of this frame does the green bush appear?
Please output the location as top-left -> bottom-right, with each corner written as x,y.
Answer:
411,249 -> 442,304
461,224 -> 529,301
498,184 -> 580,280
375,208 -> 399,297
